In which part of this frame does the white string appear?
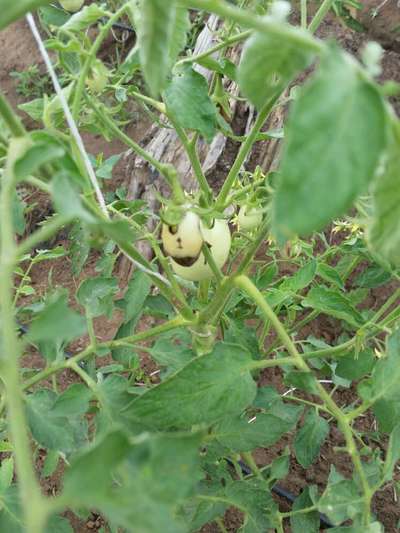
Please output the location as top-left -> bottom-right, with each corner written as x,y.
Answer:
26,13 -> 108,215
26,13 -> 171,287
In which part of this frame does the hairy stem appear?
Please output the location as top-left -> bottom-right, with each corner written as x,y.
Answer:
0,143 -> 47,532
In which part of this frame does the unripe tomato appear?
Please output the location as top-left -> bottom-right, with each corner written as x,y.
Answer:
237,206 -> 263,232
59,0 -> 84,12
170,219 -> 231,281
161,211 -> 203,259
86,61 -> 109,94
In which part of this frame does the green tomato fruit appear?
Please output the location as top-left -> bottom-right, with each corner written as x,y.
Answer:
161,211 -> 203,259
59,0 -> 84,12
170,219 -> 231,281
237,206 -> 263,232
86,61 -> 109,94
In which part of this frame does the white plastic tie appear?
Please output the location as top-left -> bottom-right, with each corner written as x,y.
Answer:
26,12 -> 108,216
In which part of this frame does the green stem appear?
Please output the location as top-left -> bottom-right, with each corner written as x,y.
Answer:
216,99 -> 276,208
234,274 -> 372,523
250,356 -> 298,369
284,394 -> 330,412
179,0 -> 323,53
0,91 -> 25,137
13,260 -> 34,307
302,339 -> 354,359
25,176 -> 52,194
118,241 -> 194,320
197,277 -> 234,326
85,95 -> 182,197
234,276 -> 306,367
177,29 -> 251,67
71,5 -> 129,119
169,118 -> 213,203
242,451 -> 263,479
300,0 -> 307,29
22,316 -> 189,392
16,215 -> 72,261
215,517 -> 228,533
368,287 -> 400,324
202,242 -> 224,283
308,0 -> 336,33
236,218 -> 270,275
128,89 -> 165,113
281,504 -> 318,518
0,145 -> 47,532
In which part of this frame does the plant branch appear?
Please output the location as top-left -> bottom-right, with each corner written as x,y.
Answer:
0,91 -> 25,137
179,0 -> 323,53
177,29 -> 251,67
234,274 -> 372,524
22,316 -> 189,391
216,99 -> 276,208
71,4 -> 130,119
16,215 -> 72,261
0,142 -> 48,533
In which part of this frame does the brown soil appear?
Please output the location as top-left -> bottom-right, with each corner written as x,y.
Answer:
2,6 -> 400,533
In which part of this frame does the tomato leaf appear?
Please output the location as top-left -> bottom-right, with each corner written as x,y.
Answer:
26,389 -> 88,453
46,515 -> 73,533
317,263 -> 344,289
60,4 -> 107,32
14,143 -> 65,182
224,479 -> 277,532
0,0 -> 52,30
318,468 -> 363,525
168,7 -> 190,67
28,291 -> 86,345
63,431 -> 201,533
137,0 -> 177,96
273,46 -> 387,241
215,413 -> 298,452
0,458 -> 14,494
302,286 -> 364,328
294,409 -> 329,468
238,30 -> 315,109
291,486 -> 320,533
164,66 -> 218,142
124,342 -> 257,430
368,120 -> 400,267
335,349 -> 375,381
76,277 -> 118,318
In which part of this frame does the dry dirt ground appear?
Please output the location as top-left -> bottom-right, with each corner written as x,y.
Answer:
1,4 -> 400,532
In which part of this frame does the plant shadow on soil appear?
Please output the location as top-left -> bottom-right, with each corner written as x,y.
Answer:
1,6 -> 400,533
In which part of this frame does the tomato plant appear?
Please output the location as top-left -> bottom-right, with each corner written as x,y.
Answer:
0,0 -> 399,532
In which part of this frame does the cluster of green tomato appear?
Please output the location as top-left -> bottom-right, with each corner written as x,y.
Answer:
161,204 -> 263,282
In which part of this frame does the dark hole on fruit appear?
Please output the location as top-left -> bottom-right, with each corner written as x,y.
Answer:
172,255 -> 199,267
